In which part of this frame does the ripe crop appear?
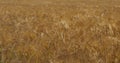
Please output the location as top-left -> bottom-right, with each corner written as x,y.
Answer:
0,0 -> 120,63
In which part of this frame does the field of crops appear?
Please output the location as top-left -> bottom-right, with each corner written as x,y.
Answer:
0,0 -> 120,63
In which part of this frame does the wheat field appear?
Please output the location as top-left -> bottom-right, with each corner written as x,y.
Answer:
0,0 -> 120,63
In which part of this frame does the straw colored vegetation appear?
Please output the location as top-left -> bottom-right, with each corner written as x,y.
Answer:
0,0 -> 120,63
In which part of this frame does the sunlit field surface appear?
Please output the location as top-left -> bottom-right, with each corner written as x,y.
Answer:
0,0 -> 120,63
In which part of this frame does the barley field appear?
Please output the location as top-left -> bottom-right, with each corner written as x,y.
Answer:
0,0 -> 120,63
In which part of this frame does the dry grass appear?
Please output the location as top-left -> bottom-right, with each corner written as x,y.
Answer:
0,0 -> 120,63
